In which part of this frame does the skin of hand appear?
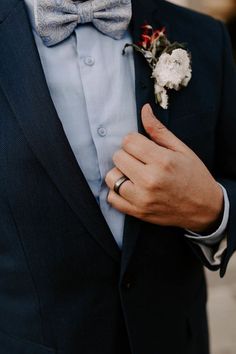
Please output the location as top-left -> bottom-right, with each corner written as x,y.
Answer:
105,104 -> 224,233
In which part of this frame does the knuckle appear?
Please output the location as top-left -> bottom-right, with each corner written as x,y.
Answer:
156,173 -> 164,187
135,208 -> 146,219
145,194 -> 155,209
112,150 -> 122,163
157,124 -> 167,133
161,154 -> 173,170
107,191 -> 113,205
122,132 -> 139,147
105,168 -> 115,182
151,125 -> 166,141
105,173 -> 110,185
145,173 -> 158,191
106,169 -> 120,188
139,200 -> 149,212
122,134 -> 132,147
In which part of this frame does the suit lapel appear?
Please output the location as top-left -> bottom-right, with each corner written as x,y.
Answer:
121,0 -> 171,276
0,0 -> 120,262
0,0 -> 174,271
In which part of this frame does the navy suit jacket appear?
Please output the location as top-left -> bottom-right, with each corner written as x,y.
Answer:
0,0 -> 235,353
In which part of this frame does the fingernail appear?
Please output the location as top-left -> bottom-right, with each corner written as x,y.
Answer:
145,104 -> 153,115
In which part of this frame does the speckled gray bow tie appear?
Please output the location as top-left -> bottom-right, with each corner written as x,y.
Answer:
34,0 -> 132,47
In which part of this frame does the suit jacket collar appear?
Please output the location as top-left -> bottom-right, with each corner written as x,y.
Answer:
0,0 -> 171,275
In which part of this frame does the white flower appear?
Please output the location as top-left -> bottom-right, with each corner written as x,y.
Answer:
154,84 -> 169,110
153,48 -> 192,91
123,28 -> 192,109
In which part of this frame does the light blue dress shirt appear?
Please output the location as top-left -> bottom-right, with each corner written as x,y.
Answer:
24,0 -> 228,262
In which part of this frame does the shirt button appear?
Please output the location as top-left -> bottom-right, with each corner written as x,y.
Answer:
97,126 -> 107,137
84,56 -> 95,66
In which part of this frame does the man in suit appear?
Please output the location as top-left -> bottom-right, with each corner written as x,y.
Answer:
0,0 -> 235,353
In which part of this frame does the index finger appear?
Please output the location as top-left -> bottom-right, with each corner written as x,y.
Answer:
122,132 -> 166,164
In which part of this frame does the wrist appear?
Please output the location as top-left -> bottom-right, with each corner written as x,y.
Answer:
189,182 -> 224,234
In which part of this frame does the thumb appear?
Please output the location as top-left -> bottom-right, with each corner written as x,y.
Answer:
141,104 -> 187,152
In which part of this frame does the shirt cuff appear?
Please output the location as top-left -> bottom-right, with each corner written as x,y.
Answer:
196,237 -> 227,266
184,184 -> 229,246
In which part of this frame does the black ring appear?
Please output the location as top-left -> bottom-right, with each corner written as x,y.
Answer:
114,176 -> 129,195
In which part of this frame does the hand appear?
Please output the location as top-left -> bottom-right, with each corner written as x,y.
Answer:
105,104 -> 224,233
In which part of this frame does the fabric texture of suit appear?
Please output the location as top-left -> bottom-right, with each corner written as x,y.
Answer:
0,0 -> 236,353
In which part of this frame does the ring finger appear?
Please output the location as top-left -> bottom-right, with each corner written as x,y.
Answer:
105,167 -> 137,202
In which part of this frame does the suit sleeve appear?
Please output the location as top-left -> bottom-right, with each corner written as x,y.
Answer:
186,21 -> 236,276
184,184 -> 228,266
214,21 -> 236,277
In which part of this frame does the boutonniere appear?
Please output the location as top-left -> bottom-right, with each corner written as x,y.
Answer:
123,25 -> 192,109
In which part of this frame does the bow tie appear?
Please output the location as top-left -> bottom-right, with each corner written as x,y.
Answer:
34,0 -> 132,47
